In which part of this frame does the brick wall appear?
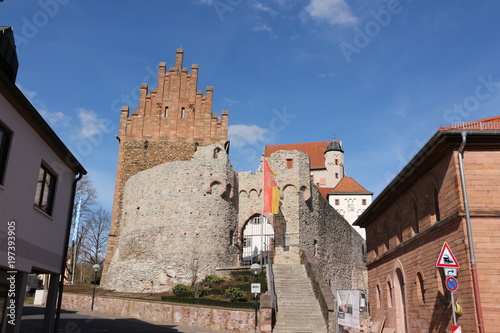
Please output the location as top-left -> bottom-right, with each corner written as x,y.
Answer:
102,49 -> 228,282
364,147 -> 500,332
62,293 -> 255,332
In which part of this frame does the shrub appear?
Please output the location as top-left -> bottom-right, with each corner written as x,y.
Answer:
172,284 -> 193,297
203,288 -> 222,296
161,296 -> 252,309
203,275 -> 226,287
225,287 -> 245,302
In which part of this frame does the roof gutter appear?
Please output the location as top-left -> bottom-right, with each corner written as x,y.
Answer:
457,131 -> 485,333
355,130 -> 499,227
54,172 -> 83,333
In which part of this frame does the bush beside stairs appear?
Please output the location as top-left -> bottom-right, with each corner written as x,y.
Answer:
273,264 -> 328,333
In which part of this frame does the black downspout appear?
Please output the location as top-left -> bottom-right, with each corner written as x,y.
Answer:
53,172 -> 83,333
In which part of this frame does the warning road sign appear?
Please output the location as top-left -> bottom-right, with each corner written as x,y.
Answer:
436,242 -> 460,268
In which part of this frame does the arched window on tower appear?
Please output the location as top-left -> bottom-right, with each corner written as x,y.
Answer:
416,272 -> 425,304
164,106 -> 169,117
433,187 -> 441,222
410,199 -> 419,235
181,107 -> 185,118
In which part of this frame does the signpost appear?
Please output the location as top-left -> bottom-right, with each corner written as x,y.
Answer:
436,242 -> 460,327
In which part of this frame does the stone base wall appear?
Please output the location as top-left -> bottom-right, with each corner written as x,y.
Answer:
62,293 -> 255,332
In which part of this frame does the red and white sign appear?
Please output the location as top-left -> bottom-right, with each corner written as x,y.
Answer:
445,277 -> 459,292
451,325 -> 461,333
436,242 -> 460,268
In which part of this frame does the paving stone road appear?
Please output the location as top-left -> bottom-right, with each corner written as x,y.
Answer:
20,305 -> 226,333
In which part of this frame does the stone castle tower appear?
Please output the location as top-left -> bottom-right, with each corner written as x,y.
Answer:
102,50 -> 367,293
102,49 -> 229,281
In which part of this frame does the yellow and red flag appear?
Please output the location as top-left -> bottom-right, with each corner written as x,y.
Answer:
263,159 -> 280,214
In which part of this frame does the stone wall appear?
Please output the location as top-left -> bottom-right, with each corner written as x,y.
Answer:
238,150 -> 367,291
103,49 -> 228,282
62,293 -> 255,332
103,140 -> 199,281
259,150 -> 367,291
102,144 -> 238,292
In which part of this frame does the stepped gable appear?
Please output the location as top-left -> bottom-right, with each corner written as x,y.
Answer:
102,49 -> 229,283
118,48 -> 228,143
330,177 -> 373,194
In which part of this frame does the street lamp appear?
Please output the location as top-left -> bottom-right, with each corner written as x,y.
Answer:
91,263 -> 100,312
250,263 -> 262,331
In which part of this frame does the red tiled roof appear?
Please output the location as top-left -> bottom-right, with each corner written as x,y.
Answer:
330,177 -> 373,194
318,187 -> 335,201
264,141 -> 330,169
439,115 -> 500,131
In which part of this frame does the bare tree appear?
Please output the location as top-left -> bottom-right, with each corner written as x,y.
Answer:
68,175 -> 99,283
80,206 -> 111,283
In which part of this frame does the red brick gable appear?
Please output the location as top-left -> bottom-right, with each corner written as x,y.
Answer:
330,177 -> 373,194
264,141 -> 330,169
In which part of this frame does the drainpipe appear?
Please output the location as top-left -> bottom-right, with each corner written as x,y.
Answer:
457,131 -> 485,333
54,172 -> 83,333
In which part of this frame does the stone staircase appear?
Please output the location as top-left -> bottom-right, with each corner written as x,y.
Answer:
272,264 -> 328,333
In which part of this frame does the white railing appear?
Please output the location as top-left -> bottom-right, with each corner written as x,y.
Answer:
450,121 -> 500,130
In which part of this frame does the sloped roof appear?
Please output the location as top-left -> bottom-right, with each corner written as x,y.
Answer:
330,177 -> 373,194
318,187 -> 336,200
264,141 -> 330,169
439,115 -> 500,131
355,115 -> 500,228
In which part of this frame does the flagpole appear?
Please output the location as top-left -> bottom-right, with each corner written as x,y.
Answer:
71,197 -> 81,285
261,158 -> 265,266
71,240 -> 77,284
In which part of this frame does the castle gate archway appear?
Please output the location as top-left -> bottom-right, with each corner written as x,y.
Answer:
241,215 -> 274,265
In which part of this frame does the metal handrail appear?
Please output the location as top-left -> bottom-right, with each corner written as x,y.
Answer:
267,250 -> 278,313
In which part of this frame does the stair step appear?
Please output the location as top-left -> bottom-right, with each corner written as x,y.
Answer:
272,264 -> 327,333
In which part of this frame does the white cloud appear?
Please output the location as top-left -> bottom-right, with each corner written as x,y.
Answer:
253,23 -> 277,38
229,124 -> 273,148
317,72 -> 336,78
251,2 -> 278,16
17,84 -> 37,100
39,108 -> 71,127
223,97 -> 241,106
193,0 -> 214,5
76,108 -> 109,138
305,0 -> 358,25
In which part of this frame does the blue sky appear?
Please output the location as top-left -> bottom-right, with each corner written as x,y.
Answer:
2,0 -> 500,211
